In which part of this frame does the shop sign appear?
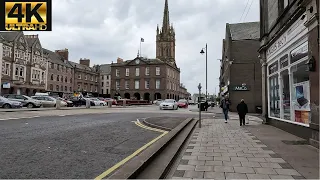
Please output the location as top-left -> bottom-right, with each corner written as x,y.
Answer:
290,41 -> 308,64
280,54 -> 289,68
231,84 -> 250,91
266,14 -> 307,60
2,82 -> 10,89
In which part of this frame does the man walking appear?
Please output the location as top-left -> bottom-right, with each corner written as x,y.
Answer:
220,96 -> 231,123
237,99 -> 248,126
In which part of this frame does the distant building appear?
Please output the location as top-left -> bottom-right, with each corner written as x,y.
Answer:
110,0 -> 186,101
43,48 -> 74,97
0,32 -> 47,96
219,22 -> 262,113
99,64 -> 111,97
69,59 -> 99,97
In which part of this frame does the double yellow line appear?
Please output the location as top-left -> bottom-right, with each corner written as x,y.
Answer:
94,119 -> 168,180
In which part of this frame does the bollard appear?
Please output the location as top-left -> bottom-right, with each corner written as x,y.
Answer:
123,99 -> 126,108
108,100 -> 112,108
56,99 -> 61,109
86,99 -> 91,108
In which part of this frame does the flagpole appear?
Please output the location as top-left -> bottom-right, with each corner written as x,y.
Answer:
140,40 -> 142,57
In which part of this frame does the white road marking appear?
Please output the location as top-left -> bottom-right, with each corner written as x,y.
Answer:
59,115 -> 66,117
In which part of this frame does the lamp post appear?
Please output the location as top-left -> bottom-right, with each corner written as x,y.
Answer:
200,44 -> 207,101
198,83 -> 202,128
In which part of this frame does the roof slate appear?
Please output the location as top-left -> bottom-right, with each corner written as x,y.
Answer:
69,61 -> 97,72
228,22 -> 260,40
43,48 -> 73,68
0,32 -> 20,41
99,64 -> 111,74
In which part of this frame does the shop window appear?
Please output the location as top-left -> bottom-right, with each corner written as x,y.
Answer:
269,74 -> 280,118
291,60 -> 310,124
280,70 -> 290,120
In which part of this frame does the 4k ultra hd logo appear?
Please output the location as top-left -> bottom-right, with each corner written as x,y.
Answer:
0,0 -> 52,31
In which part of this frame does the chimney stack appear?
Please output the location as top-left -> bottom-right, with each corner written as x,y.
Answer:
55,48 -> 69,61
79,58 -> 90,67
117,57 -> 124,63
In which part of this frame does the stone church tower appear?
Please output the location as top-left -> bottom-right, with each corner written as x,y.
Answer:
156,0 -> 176,67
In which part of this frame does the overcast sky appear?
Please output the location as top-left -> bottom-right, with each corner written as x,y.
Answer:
26,0 -> 259,95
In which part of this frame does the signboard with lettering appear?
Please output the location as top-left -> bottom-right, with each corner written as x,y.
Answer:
268,61 -> 279,74
290,41 -> 308,64
231,84 -> 250,91
280,54 -> 289,69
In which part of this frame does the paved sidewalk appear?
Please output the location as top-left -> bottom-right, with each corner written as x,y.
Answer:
170,118 -> 313,179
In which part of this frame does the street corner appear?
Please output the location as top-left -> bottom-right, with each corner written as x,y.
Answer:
142,116 -> 192,131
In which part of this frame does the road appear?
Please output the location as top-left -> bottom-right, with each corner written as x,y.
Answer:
0,106 -> 213,179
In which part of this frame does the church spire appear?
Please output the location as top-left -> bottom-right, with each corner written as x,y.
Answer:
162,0 -> 170,33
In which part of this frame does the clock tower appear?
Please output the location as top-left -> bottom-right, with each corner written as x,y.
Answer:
156,0 -> 176,66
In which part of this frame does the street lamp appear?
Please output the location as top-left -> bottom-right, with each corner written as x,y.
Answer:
200,43 -> 207,101
198,83 -> 202,128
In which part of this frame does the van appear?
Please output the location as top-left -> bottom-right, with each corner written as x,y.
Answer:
35,92 -> 50,96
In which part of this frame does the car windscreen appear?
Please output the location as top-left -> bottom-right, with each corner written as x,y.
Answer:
164,99 -> 174,103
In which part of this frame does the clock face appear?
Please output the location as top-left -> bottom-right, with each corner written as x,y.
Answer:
135,59 -> 140,64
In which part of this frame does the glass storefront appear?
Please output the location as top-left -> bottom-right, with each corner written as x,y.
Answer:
267,40 -> 310,126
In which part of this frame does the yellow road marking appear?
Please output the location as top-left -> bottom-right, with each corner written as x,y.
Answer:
94,119 -> 169,179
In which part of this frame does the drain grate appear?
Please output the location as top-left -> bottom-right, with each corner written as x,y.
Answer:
282,140 -> 309,145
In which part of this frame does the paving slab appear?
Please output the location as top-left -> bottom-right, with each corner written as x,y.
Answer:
168,117 -> 317,179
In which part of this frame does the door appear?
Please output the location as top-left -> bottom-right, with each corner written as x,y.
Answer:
14,95 -> 27,106
44,97 -> 56,107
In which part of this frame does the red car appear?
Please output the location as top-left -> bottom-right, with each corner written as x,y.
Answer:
177,99 -> 188,108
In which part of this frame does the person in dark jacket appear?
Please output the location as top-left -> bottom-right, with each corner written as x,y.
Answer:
237,99 -> 248,126
220,96 -> 231,123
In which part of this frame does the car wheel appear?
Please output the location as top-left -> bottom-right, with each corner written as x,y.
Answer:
3,104 -> 11,109
27,103 -> 34,108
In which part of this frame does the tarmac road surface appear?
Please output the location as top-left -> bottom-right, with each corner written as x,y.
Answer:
0,111 -> 209,179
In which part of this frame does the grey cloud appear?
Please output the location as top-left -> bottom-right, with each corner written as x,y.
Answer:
31,0 -> 259,94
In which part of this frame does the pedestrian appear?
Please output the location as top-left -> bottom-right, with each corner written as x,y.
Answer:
237,99 -> 248,126
220,96 -> 231,123
204,101 -> 209,111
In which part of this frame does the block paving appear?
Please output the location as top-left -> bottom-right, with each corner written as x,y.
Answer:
171,118 -> 305,179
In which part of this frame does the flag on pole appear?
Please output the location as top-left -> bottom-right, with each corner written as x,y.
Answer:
141,38 -> 144,42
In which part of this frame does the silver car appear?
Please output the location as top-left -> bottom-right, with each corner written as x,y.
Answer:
159,99 -> 178,110
0,96 -> 23,109
31,96 -> 67,107
3,94 -> 42,108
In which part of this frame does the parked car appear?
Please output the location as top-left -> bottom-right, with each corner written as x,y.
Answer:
104,98 -> 117,105
153,99 -> 163,106
3,94 -> 42,108
31,96 -> 67,107
177,99 -> 188,108
0,96 -> 23,108
55,97 -> 74,107
159,99 -> 178,110
89,98 -> 107,106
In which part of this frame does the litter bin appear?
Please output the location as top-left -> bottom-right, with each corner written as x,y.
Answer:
56,99 -> 61,109
86,99 -> 91,108
199,103 -> 206,111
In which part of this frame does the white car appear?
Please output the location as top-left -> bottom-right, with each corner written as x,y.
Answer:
159,99 -> 178,110
89,98 -> 107,106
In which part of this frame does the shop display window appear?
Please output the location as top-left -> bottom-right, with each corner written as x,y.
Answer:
269,74 -> 280,118
280,69 -> 290,120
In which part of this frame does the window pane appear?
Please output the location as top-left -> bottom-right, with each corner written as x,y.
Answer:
280,70 -> 290,120
269,74 -> 280,118
291,60 -> 311,124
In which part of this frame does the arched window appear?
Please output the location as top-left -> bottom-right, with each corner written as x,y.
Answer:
49,84 -> 53,90
65,77 -> 67,83
61,76 -> 63,82
70,78 -> 72,83
56,85 -> 59,91
60,85 -> 63,91
57,75 -> 59,81
69,87 -> 72,92
51,74 -> 54,80
64,86 -> 67,91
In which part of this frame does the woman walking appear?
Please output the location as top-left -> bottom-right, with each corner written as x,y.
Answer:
237,99 -> 248,126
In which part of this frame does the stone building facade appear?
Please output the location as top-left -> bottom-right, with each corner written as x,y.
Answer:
99,63 -> 111,97
0,32 -> 47,96
44,48 -> 74,97
258,0 -> 319,148
69,59 -> 99,96
219,22 -> 262,113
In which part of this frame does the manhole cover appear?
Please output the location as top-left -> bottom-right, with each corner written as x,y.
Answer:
282,140 -> 308,145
